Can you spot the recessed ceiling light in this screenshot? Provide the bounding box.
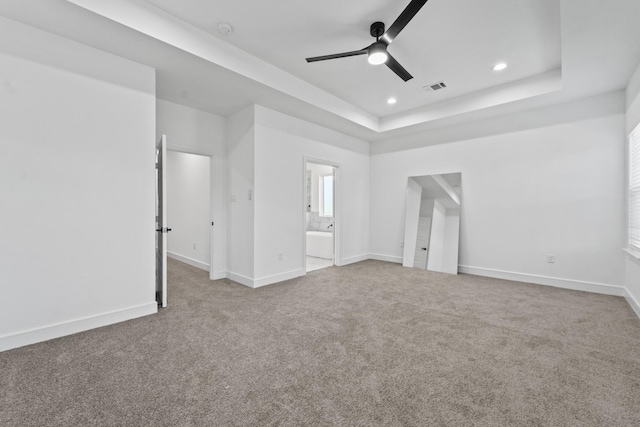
[493,63,507,71]
[387,98,397,104]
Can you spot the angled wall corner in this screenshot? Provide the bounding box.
[226,105,257,281]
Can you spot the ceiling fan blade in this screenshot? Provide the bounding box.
[306,49,368,63]
[382,0,429,45]
[385,54,413,82]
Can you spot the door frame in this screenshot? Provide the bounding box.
[165,149,214,272]
[303,157,341,271]
[156,135,167,307]
[161,141,224,281]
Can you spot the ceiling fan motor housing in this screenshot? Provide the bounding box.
[370,21,386,39]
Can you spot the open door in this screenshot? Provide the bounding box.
[413,217,431,269]
[155,135,169,307]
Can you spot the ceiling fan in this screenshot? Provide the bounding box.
[305,0,428,82]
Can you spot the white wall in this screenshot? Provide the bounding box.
[157,99,226,155]
[402,178,422,267]
[626,61,640,135]
[166,151,211,270]
[419,199,435,217]
[625,61,640,315]
[253,105,370,286]
[0,19,156,351]
[156,99,227,279]
[370,93,627,294]
[226,105,256,283]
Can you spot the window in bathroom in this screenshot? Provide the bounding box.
[319,173,334,217]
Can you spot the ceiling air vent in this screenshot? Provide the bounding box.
[424,81,447,92]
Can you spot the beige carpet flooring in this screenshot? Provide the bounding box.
[1,259,640,426]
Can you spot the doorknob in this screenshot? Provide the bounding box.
[156,227,172,233]
[421,247,427,250]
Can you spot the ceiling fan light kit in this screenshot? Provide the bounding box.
[305,0,429,82]
[368,42,388,65]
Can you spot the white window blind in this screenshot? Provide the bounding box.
[630,125,640,250]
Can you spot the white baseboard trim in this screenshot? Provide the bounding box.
[458,265,626,297]
[226,271,254,288]
[0,302,157,352]
[168,251,210,272]
[210,270,227,280]
[254,269,305,288]
[368,253,403,264]
[624,289,640,319]
[338,254,369,266]
[226,269,306,289]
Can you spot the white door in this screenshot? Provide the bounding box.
[156,135,169,307]
[413,217,431,269]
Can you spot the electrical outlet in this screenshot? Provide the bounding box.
[278,252,283,261]
[193,243,196,250]
[547,254,555,263]
[400,241,404,248]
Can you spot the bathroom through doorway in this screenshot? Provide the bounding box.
[305,160,337,272]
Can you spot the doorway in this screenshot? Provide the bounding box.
[156,145,217,307]
[305,160,337,272]
[165,150,212,273]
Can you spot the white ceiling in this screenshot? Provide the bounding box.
[2,0,640,142]
[145,0,561,118]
